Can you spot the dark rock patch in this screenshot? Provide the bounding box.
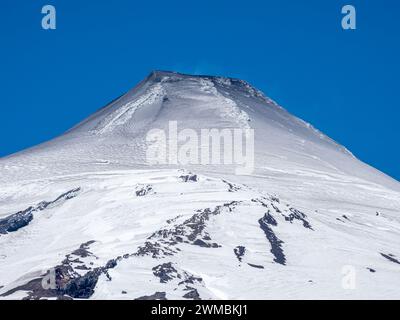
[179,173,198,182]
[36,188,81,211]
[1,241,117,300]
[0,188,80,235]
[183,287,201,300]
[247,263,264,269]
[59,267,104,299]
[234,246,246,262]
[258,215,286,265]
[262,211,278,226]
[1,277,61,300]
[70,240,96,258]
[135,241,175,259]
[178,274,203,286]
[193,239,220,248]
[74,265,90,271]
[271,203,281,214]
[193,239,209,247]
[152,262,203,291]
[167,215,182,224]
[152,263,178,283]
[135,185,153,197]
[0,207,34,234]
[284,208,313,230]
[135,292,167,300]
[222,180,241,192]
[148,202,237,253]
[380,253,400,265]
[270,196,280,203]
[253,197,313,230]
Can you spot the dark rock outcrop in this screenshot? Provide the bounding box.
[136,292,167,300]
[0,188,80,235]
[234,246,246,262]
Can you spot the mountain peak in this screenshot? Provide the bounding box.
[147,69,252,86]
[2,70,398,191]
[143,70,274,104]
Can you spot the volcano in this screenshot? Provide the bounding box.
[0,71,399,299]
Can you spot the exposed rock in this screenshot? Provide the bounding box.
[262,211,278,226]
[148,202,237,254]
[70,240,96,258]
[271,203,281,213]
[380,253,400,265]
[178,274,203,286]
[183,287,201,300]
[179,173,198,182]
[258,214,286,265]
[284,208,313,230]
[0,188,81,235]
[0,207,34,234]
[193,239,220,248]
[247,263,264,269]
[135,241,176,258]
[270,196,280,203]
[135,292,167,300]
[234,246,246,262]
[1,240,117,300]
[222,180,241,192]
[152,263,178,283]
[135,185,154,197]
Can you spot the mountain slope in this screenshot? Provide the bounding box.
[0,71,399,299]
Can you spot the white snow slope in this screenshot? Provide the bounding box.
[0,71,399,300]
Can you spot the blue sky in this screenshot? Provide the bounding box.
[0,0,399,180]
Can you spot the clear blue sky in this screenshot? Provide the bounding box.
[0,0,399,180]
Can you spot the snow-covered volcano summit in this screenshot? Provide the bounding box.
[0,71,399,299]
[2,71,398,188]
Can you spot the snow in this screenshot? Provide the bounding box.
[0,71,399,300]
